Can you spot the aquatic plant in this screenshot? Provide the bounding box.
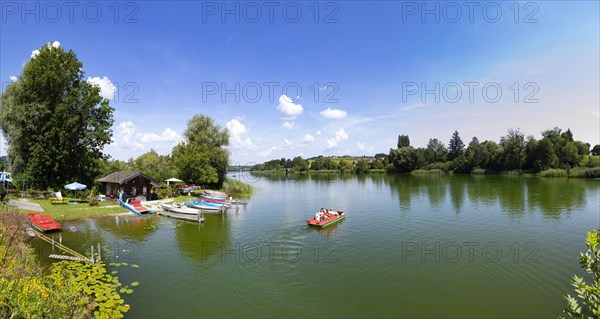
[560,227,600,318]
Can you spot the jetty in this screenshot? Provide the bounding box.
[28,228,99,263]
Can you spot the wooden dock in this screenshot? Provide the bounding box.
[29,228,95,263]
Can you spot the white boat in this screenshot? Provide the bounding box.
[161,203,202,215]
[158,210,205,223]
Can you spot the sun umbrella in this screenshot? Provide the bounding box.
[64,182,87,198]
[165,178,183,186]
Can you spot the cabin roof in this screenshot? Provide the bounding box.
[97,171,158,186]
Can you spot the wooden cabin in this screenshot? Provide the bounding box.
[97,171,158,200]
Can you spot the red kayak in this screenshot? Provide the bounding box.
[307,211,346,228]
[27,213,61,232]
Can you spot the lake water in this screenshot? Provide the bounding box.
[33,173,600,318]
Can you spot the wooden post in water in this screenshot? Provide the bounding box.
[97,243,101,261]
[90,245,95,264]
[51,234,55,250]
[59,233,62,245]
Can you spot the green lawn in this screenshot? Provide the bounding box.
[10,197,128,221]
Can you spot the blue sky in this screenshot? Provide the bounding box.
[1,1,598,165]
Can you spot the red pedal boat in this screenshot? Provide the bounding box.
[27,213,61,232]
[307,210,346,228]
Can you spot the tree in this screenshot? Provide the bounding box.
[498,128,526,170]
[338,159,354,172]
[131,150,175,182]
[172,115,229,188]
[389,147,419,173]
[560,227,600,319]
[592,145,600,156]
[531,138,559,171]
[447,131,465,161]
[397,135,410,148]
[371,158,385,169]
[0,42,114,188]
[291,156,309,172]
[354,158,369,174]
[425,138,447,163]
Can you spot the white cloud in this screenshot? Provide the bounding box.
[116,121,144,151]
[87,76,116,100]
[9,75,17,82]
[282,121,298,129]
[357,142,365,151]
[112,121,182,152]
[594,111,600,119]
[315,130,322,136]
[226,119,248,136]
[401,103,427,111]
[277,95,303,119]
[226,119,256,149]
[326,128,349,149]
[320,107,348,119]
[284,138,292,146]
[138,128,180,143]
[303,134,314,143]
[30,41,61,59]
[259,145,282,157]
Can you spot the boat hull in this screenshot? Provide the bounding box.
[161,203,201,215]
[27,213,61,232]
[120,199,153,216]
[307,213,346,228]
[184,200,223,211]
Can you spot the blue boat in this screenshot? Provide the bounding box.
[119,199,153,216]
[184,199,224,211]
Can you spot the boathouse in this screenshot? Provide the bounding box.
[97,171,158,199]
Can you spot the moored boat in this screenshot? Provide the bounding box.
[184,199,224,212]
[307,210,346,228]
[160,203,201,215]
[119,199,153,216]
[27,213,61,232]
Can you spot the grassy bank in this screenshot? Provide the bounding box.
[8,196,128,221]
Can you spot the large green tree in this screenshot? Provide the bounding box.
[425,138,448,163]
[172,115,229,188]
[498,128,526,170]
[397,134,410,148]
[447,131,465,161]
[0,42,114,188]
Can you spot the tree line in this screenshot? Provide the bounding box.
[251,155,386,174]
[0,43,229,190]
[388,128,599,174]
[252,128,600,176]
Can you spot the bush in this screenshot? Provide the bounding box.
[156,185,175,199]
[471,168,486,175]
[560,227,600,318]
[411,169,443,175]
[426,161,451,172]
[569,166,600,178]
[539,169,568,177]
[88,197,99,206]
[222,178,252,197]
